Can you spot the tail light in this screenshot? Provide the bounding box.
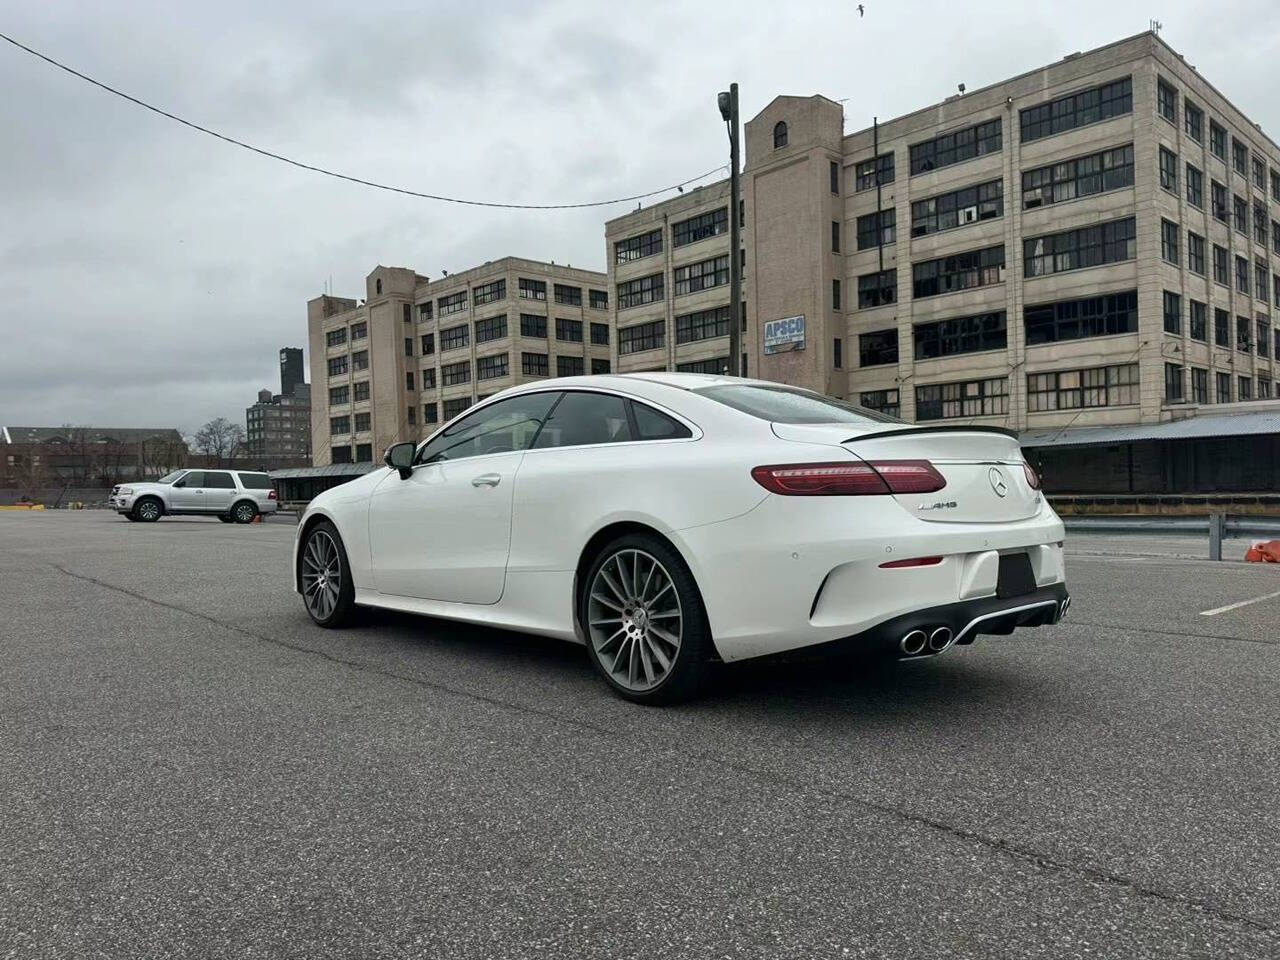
[268,489,278,500]
[880,556,943,569]
[1022,461,1041,490]
[751,460,945,496]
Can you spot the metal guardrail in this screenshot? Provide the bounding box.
[1064,514,1280,560]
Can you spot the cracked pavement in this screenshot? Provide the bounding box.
[2,511,1278,958]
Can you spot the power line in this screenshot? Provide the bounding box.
[0,30,727,210]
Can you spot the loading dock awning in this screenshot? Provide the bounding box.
[1020,408,1280,449]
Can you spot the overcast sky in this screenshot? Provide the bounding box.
[2,0,1277,434]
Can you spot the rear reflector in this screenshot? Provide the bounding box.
[1022,461,1041,490]
[879,556,944,568]
[751,460,945,496]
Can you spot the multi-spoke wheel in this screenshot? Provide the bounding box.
[232,501,257,524]
[132,497,162,522]
[299,521,357,627]
[582,534,711,704]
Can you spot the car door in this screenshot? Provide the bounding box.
[367,391,560,604]
[202,471,237,514]
[169,471,205,511]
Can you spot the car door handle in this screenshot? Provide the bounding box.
[471,473,501,488]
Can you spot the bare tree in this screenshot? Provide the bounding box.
[59,424,96,485]
[138,436,186,479]
[193,418,245,467]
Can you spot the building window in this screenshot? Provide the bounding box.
[405,337,414,357]
[831,220,840,252]
[518,278,547,301]
[404,304,413,324]
[1273,170,1280,203]
[329,385,349,405]
[1189,300,1207,341]
[331,446,352,464]
[1190,368,1208,404]
[1239,376,1253,401]
[416,302,432,322]
[590,322,610,345]
[557,355,584,377]
[614,229,663,264]
[1260,377,1273,399]
[1236,256,1250,294]
[442,397,472,421]
[476,353,509,380]
[327,356,348,377]
[375,279,383,295]
[1212,180,1229,222]
[915,378,1009,421]
[617,273,664,309]
[1213,245,1229,285]
[553,284,582,306]
[1188,232,1205,275]
[830,160,839,194]
[1237,315,1252,353]
[555,318,583,342]
[350,321,367,340]
[1273,221,1280,255]
[909,118,1001,175]
[860,389,900,417]
[474,315,508,343]
[353,381,370,402]
[1276,274,1280,306]
[1258,260,1271,303]
[854,152,894,191]
[438,290,467,316]
[521,352,548,376]
[473,279,506,306]
[592,358,611,375]
[1023,218,1135,278]
[1164,363,1183,402]
[676,357,729,374]
[1210,122,1226,160]
[833,337,843,369]
[422,368,436,389]
[589,289,608,309]
[1163,291,1181,334]
[354,412,371,433]
[1020,76,1133,142]
[1185,163,1202,207]
[832,278,841,311]
[406,371,415,391]
[858,329,898,367]
[1253,156,1267,189]
[326,328,348,348]
[1028,363,1139,412]
[1233,138,1248,176]
[675,305,731,344]
[773,121,788,149]
[330,415,350,435]
[1185,102,1203,142]
[1215,309,1230,347]
[1156,79,1177,123]
[674,255,730,295]
[913,245,1005,297]
[441,324,469,351]
[519,314,547,338]
[910,179,1002,237]
[858,269,897,309]
[914,311,1007,359]
[1158,147,1178,193]
[1161,219,1179,265]
[442,360,470,385]
[1022,144,1133,209]
[1216,371,1231,402]
[420,332,434,355]
[619,319,665,354]
[1256,202,1269,245]
[672,208,728,247]
[1024,290,1137,345]
[856,209,896,249]
[1259,318,1271,357]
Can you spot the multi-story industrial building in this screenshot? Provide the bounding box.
[245,346,312,459]
[606,31,1280,433]
[308,259,611,465]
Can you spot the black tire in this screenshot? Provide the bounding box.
[123,514,137,522]
[132,497,163,523]
[217,515,234,523]
[580,533,712,705]
[298,520,358,627]
[231,500,258,524]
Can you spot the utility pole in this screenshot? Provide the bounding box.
[718,83,741,376]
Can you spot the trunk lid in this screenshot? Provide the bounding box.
[770,422,1041,523]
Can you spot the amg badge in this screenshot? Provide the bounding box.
[918,500,958,511]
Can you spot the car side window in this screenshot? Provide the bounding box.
[237,473,273,489]
[178,471,203,487]
[417,392,559,464]
[630,401,692,440]
[532,391,632,449]
[204,471,236,489]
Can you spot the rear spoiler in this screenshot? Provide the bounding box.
[842,425,1019,444]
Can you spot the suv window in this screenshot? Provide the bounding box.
[177,471,204,487]
[694,384,903,425]
[631,402,692,440]
[203,471,236,489]
[532,391,632,448]
[417,392,559,464]
[237,473,273,489]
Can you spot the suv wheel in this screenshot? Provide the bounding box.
[217,515,234,524]
[231,501,257,524]
[132,497,163,522]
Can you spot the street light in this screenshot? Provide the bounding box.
[718,83,741,377]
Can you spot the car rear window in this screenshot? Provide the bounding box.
[238,473,273,489]
[694,384,902,425]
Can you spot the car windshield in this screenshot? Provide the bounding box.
[693,384,903,425]
[156,471,185,483]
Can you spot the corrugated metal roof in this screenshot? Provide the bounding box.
[269,463,381,479]
[1020,408,1280,448]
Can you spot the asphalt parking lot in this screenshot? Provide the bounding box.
[2,511,1278,959]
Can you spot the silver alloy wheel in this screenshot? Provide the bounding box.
[138,500,160,521]
[235,502,255,523]
[587,548,683,692]
[302,530,343,621]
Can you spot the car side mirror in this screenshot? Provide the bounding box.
[385,442,416,479]
[173,479,185,488]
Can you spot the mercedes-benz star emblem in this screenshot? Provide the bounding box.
[988,466,1009,498]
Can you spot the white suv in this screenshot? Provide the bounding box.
[110,469,279,523]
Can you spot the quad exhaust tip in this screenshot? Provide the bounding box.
[900,629,928,656]
[927,626,953,652]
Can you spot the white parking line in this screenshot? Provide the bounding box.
[1199,589,1280,617]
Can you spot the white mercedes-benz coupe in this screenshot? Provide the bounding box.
[294,373,1069,703]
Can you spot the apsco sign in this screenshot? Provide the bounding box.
[763,315,805,354]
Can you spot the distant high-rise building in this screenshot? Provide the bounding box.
[280,347,305,399]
